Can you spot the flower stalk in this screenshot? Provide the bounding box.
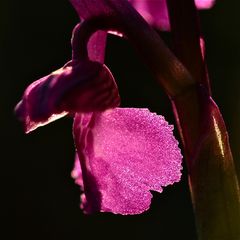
[167,0,240,239]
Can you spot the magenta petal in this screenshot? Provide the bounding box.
[15,61,120,133]
[70,1,108,63]
[71,154,83,188]
[73,108,182,215]
[70,0,115,20]
[71,153,90,211]
[195,0,216,9]
[129,0,170,31]
[87,31,107,63]
[129,0,215,30]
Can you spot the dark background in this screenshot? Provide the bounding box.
[1,1,239,239]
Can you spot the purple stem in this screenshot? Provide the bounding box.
[167,0,211,95]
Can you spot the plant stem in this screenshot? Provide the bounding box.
[167,0,240,239]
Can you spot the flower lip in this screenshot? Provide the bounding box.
[73,108,182,215]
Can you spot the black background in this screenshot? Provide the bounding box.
[1,1,240,239]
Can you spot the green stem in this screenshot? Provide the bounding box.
[167,0,240,239]
[172,85,240,239]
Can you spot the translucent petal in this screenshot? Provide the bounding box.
[129,0,170,31]
[195,0,216,9]
[73,108,182,214]
[15,61,120,133]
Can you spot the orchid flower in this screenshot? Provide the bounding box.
[15,2,182,215]
[15,0,240,238]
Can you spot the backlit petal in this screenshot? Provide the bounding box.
[129,0,170,31]
[73,108,182,214]
[15,61,120,133]
[195,0,215,9]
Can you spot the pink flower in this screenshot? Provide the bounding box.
[129,0,216,30]
[15,0,183,215]
[72,108,182,214]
